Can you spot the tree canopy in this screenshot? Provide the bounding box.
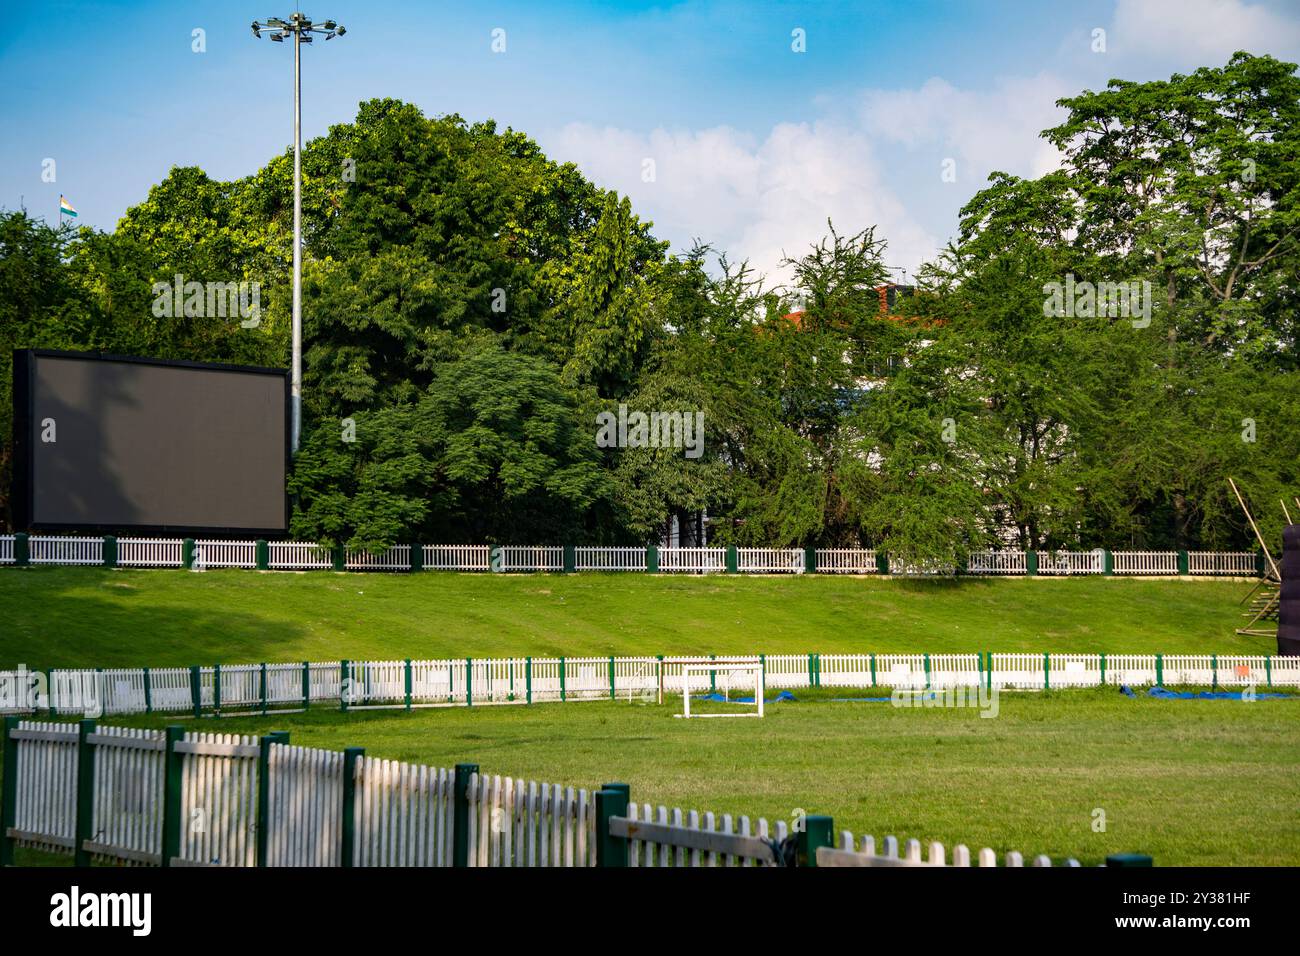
[2,54,1297,555]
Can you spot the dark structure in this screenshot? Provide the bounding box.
[12,349,289,536]
[1280,524,1300,656]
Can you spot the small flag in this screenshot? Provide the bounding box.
[59,195,77,218]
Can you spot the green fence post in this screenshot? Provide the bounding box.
[986,652,993,694]
[143,667,153,715]
[560,657,566,702]
[302,662,311,710]
[256,539,269,570]
[1026,550,1038,576]
[13,532,28,567]
[1266,656,1272,687]
[341,746,364,867]
[563,545,576,573]
[490,546,503,573]
[804,546,817,574]
[1155,653,1163,687]
[1105,853,1153,867]
[924,653,932,690]
[596,786,630,868]
[189,665,202,718]
[1,716,19,866]
[256,731,290,867]
[526,657,532,705]
[870,653,877,687]
[710,655,716,693]
[332,546,346,572]
[1043,653,1050,691]
[453,762,478,867]
[259,663,268,716]
[609,656,616,700]
[1177,550,1189,576]
[876,551,890,575]
[646,545,659,574]
[409,543,423,572]
[159,725,184,868]
[103,535,117,569]
[466,658,473,707]
[213,664,222,715]
[182,538,195,570]
[726,546,738,573]
[1099,652,1106,685]
[1103,549,1113,576]
[759,653,766,695]
[340,660,350,712]
[797,814,834,867]
[404,659,413,711]
[808,653,815,688]
[74,718,97,866]
[1211,653,1218,690]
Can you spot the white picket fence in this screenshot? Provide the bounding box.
[30,535,103,565]
[423,544,490,571]
[967,551,1028,574]
[574,546,647,572]
[194,540,258,569]
[659,547,727,573]
[496,546,564,573]
[737,548,804,573]
[346,545,410,571]
[268,541,331,570]
[7,650,1296,720]
[117,538,184,568]
[0,534,1262,577]
[818,831,1076,867]
[815,548,878,573]
[1112,551,1180,574]
[1189,551,1257,575]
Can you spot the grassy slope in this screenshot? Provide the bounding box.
[25,688,1293,867]
[0,567,1268,668]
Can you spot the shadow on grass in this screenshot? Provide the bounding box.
[0,567,310,668]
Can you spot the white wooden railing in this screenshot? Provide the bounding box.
[1188,551,1256,575]
[815,548,877,573]
[737,548,804,573]
[117,537,184,568]
[30,535,103,565]
[346,545,410,571]
[10,652,1297,719]
[422,544,490,571]
[574,546,647,572]
[658,547,727,573]
[818,831,1077,867]
[0,535,1264,577]
[1111,551,1179,574]
[194,539,257,569]
[268,541,331,570]
[967,551,1028,574]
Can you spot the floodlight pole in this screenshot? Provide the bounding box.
[252,13,346,454]
[291,25,302,453]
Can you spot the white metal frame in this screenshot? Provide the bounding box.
[668,658,765,719]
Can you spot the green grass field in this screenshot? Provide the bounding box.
[10,688,1299,867]
[0,566,1272,667]
[3,567,1295,867]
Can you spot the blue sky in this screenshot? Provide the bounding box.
[3,0,1299,281]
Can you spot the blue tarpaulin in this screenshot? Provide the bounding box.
[692,691,797,704]
[1123,684,1294,700]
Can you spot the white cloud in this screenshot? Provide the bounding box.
[1110,0,1300,62]
[544,120,939,285]
[858,73,1068,181]
[541,0,1300,283]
